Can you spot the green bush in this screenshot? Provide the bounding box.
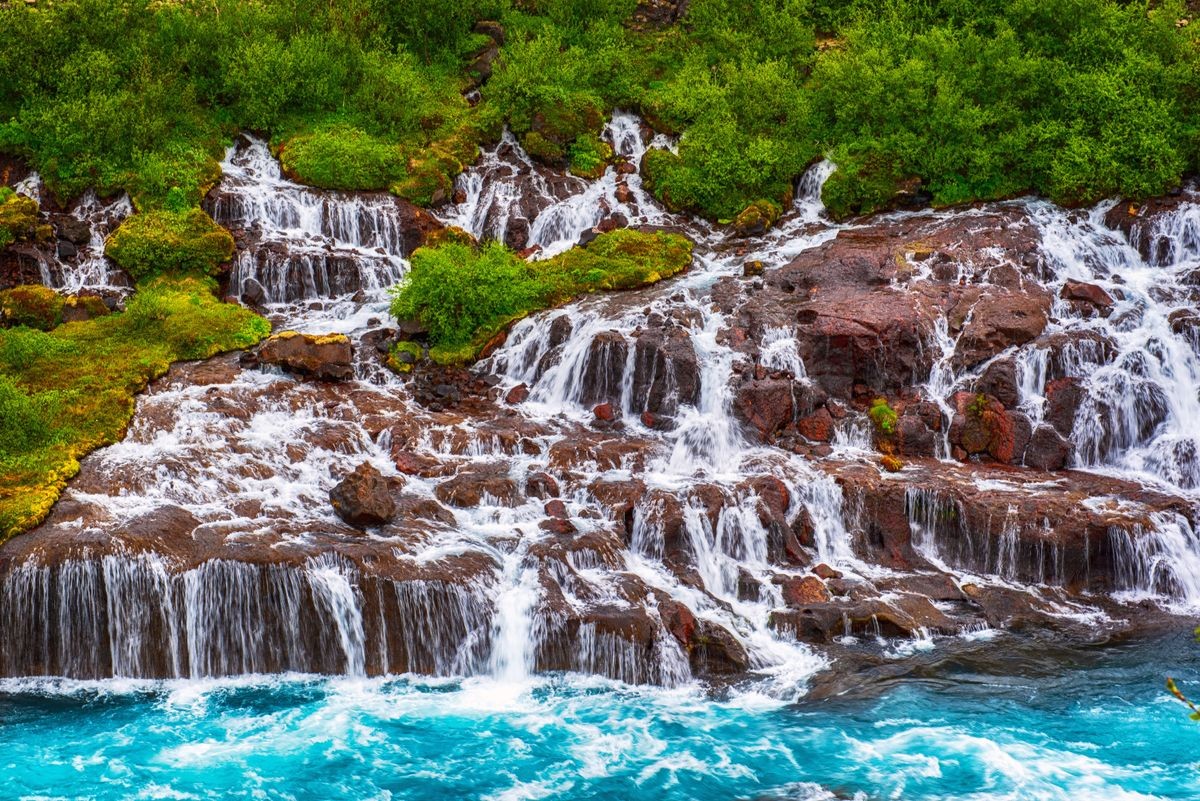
[278,125,408,191]
[105,209,235,281]
[389,229,692,363]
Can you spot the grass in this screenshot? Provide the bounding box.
[389,228,693,365]
[0,277,270,540]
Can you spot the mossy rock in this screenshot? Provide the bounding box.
[732,199,782,237]
[62,294,110,323]
[569,133,615,180]
[0,285,64,330]
[391,158,454,207]
[0,190,41,249]
[105,208,234,281]
[425,226,479,249]
[520,131,567,166]
[386,339,425,373]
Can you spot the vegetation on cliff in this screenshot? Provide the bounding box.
[0,277,270,540]
[389,228,692,364]
[2,0,1197,225]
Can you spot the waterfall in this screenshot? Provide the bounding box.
[5,114,1200,693]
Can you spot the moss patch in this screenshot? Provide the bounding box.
[389,228,693,365]
[568,133,614,179]
[0,189,43,249]
[386,339,424,373]
[105,209,235,281]
[0,277,270,540]
[0,285,64,330]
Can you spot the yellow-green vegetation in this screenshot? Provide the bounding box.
[389,229,693,364]
[0,285,65,331]
[0,277,270,540]
[0,187,46,249]
[104,209,235,282]
[568,133,615,179]
[868,397,898,436]
[386,340,425,373]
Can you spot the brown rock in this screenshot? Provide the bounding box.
[797,407,835,442]
[505,383,530,404]
[1061,279,1114,311]
[259,331,354,381]
[329,462,397,526]
[780,575,831,606]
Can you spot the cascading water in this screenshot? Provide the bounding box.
[2,115,1200,716]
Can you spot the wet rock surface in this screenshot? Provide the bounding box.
[3,126,1200,690]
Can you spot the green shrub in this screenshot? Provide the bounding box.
[868,397,897,436]
[389,229,692,362]
[105,209,234,281]
[278,126,408,191]
[569,133,614,178]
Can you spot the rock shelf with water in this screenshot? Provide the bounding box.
[1,115,1199,698]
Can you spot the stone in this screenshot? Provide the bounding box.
[593,402,616,422]
[329,462,397,526]
[780,575,831,606]
[953,289,1050,369]
[797,407,835,442]
[1061,279,1114,311]
[259,331,354,381]
[1025,424,1072,471]
[975,357,1019,408]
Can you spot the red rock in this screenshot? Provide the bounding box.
[525,471,560,499]
[796,407,834,442]
[593,402,616,422]
[780,575,832,606]
[258,331,354,382]
[813,563,842,580]
[1061,280,1114,310]
[505,383,530,404]
[544,499,568,519]
[949,391,1017,463]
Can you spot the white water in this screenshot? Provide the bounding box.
[4,118,1200,691]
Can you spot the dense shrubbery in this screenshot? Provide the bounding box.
[0,277,269,539]
[810,0,1199,216]
[2,0,1198,221]
[390,229,692,363]
[105,209,235,281]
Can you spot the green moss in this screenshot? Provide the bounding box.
[520,131,567,165]
[386,339,424,373]
[732,199,782,235]
[425,226,479,249]
[389,229,693,363]
[0,276,269,540]
[0,190,40,249]
[868,397,897,436]
[0,285,64,331]
[105,209,235,282]
[278,125,408,191]
[568,133,614,179]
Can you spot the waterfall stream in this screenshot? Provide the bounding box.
[2,115,1200,695]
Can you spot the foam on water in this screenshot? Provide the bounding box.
[1,636,1196,801]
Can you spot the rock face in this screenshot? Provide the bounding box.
[3,128,1198,692]
[329,462,397,526]
[258,331,354,381]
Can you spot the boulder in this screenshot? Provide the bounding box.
[259,331,354,381]
[949,392,1017,463]
[329,462,397,526]
[1024,424,1072,471]
[974,357,1020,408]
[435,464,521,508]
[953,289,1050,369]
[1061,279,1114,313]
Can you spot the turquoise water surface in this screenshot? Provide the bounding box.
[3,633,1199,801]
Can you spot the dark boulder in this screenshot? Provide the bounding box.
[329,462,397,526]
